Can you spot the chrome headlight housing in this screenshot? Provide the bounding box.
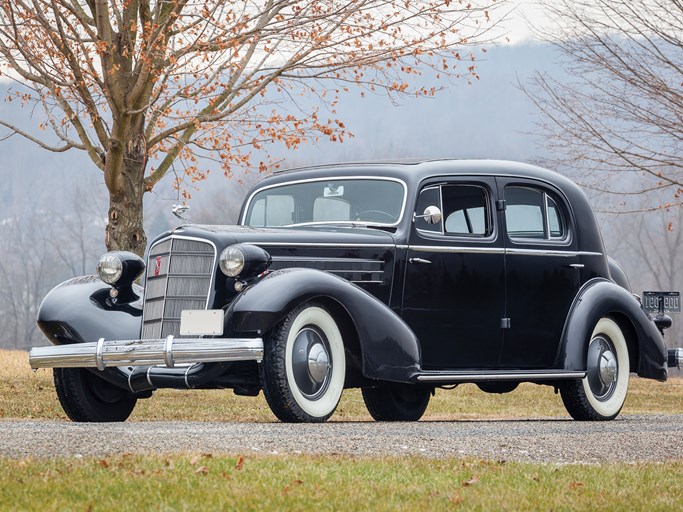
[96,251,145,287]
[219,244,271,279]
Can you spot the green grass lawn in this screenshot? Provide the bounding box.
[1,454,682,511]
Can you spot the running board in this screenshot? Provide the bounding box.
[415,370,586,383]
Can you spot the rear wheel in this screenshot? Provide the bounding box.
[560,317,630,421]
[261,302,346,423]
[362,384,431,421]
[54,368,137,422]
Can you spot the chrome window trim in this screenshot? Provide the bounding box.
[406,245,506,255]
[247,242,394,248]
[240,176,408,228]
[401,245,602,258]
[415,182,497,243]
[506,249,602,258]
[415,185,443,236]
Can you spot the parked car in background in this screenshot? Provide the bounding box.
[30,160,682,423]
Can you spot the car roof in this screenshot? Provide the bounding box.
[242,158,604,252]
[256,159,581,193]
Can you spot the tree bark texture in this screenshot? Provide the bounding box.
[104,122,148,257]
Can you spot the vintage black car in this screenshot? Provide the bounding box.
[30,160,682,423]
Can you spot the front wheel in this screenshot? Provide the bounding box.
[560,317,630,421]
[260,302,346,423]
[54,368,137,422]
[362,384,431,421]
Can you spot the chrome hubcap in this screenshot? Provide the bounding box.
[291,327,332,400]
[599,350,617,384]
[307,342,330,382]
[587,335,618,401]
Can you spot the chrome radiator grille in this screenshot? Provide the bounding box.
[141,237,215,339]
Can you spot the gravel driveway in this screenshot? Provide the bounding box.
[2,414,682,463]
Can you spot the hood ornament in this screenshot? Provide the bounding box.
[172,204,190,222]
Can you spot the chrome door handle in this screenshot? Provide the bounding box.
[409,258,431,264]
[569,263,585,269]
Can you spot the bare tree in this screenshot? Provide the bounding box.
[0,0,503,256]
[523,0,683,209]
[598,207,683,354]
[0,212,63,348]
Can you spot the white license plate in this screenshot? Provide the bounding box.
[642,291,681,313]
[179,310,224,336]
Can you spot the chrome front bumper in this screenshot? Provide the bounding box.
[29,336,264,370]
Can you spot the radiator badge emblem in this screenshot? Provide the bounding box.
[155,256,162,277]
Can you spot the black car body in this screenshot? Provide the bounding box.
[30,160,682,422]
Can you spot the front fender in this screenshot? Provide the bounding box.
[37,276,143,345]
[223,268,421,382]
[558,278,667,381]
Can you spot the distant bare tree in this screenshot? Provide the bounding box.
[524,0,683,209]
[0,186,105,349]
[0,212,59,348]
[599,207,683,352]
[191,175,259,225]
[46,181,107,276]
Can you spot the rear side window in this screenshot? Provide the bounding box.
[505,186,567,241]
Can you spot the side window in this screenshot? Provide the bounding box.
[505,186,567,241]
[415,186,442,234]
[415,183,491,237]
[442,185,490,236]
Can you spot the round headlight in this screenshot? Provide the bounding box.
[220,246,245,277]
[219,244,271,279]
[97,253,123,284]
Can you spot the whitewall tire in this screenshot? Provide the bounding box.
[561,317,630,421]
[261,302,346,422]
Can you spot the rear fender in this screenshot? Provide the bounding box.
[37,276,143,345]
[223,268,421,382]
[558,278,667,381]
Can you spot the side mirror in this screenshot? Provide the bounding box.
[414,205,442,224]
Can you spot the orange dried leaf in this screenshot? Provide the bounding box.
[462,476,479,487]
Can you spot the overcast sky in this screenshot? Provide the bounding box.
[499,1,551,44]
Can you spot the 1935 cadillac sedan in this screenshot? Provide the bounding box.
[29,160,682,423]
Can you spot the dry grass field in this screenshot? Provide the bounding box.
[2,349,681,421]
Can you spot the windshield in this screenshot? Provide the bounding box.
[242,178,406,227]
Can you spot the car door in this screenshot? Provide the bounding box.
[401,177,505,370]
[497,178,581,369]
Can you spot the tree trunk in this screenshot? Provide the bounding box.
[104,123,148,257]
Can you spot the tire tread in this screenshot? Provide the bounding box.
[260,302,336,423]
[362,385,430,421]
[54,368,137,422]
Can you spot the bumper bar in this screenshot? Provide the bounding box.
[29,336,264,370]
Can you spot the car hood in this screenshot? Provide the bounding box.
[153,224,397,249]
